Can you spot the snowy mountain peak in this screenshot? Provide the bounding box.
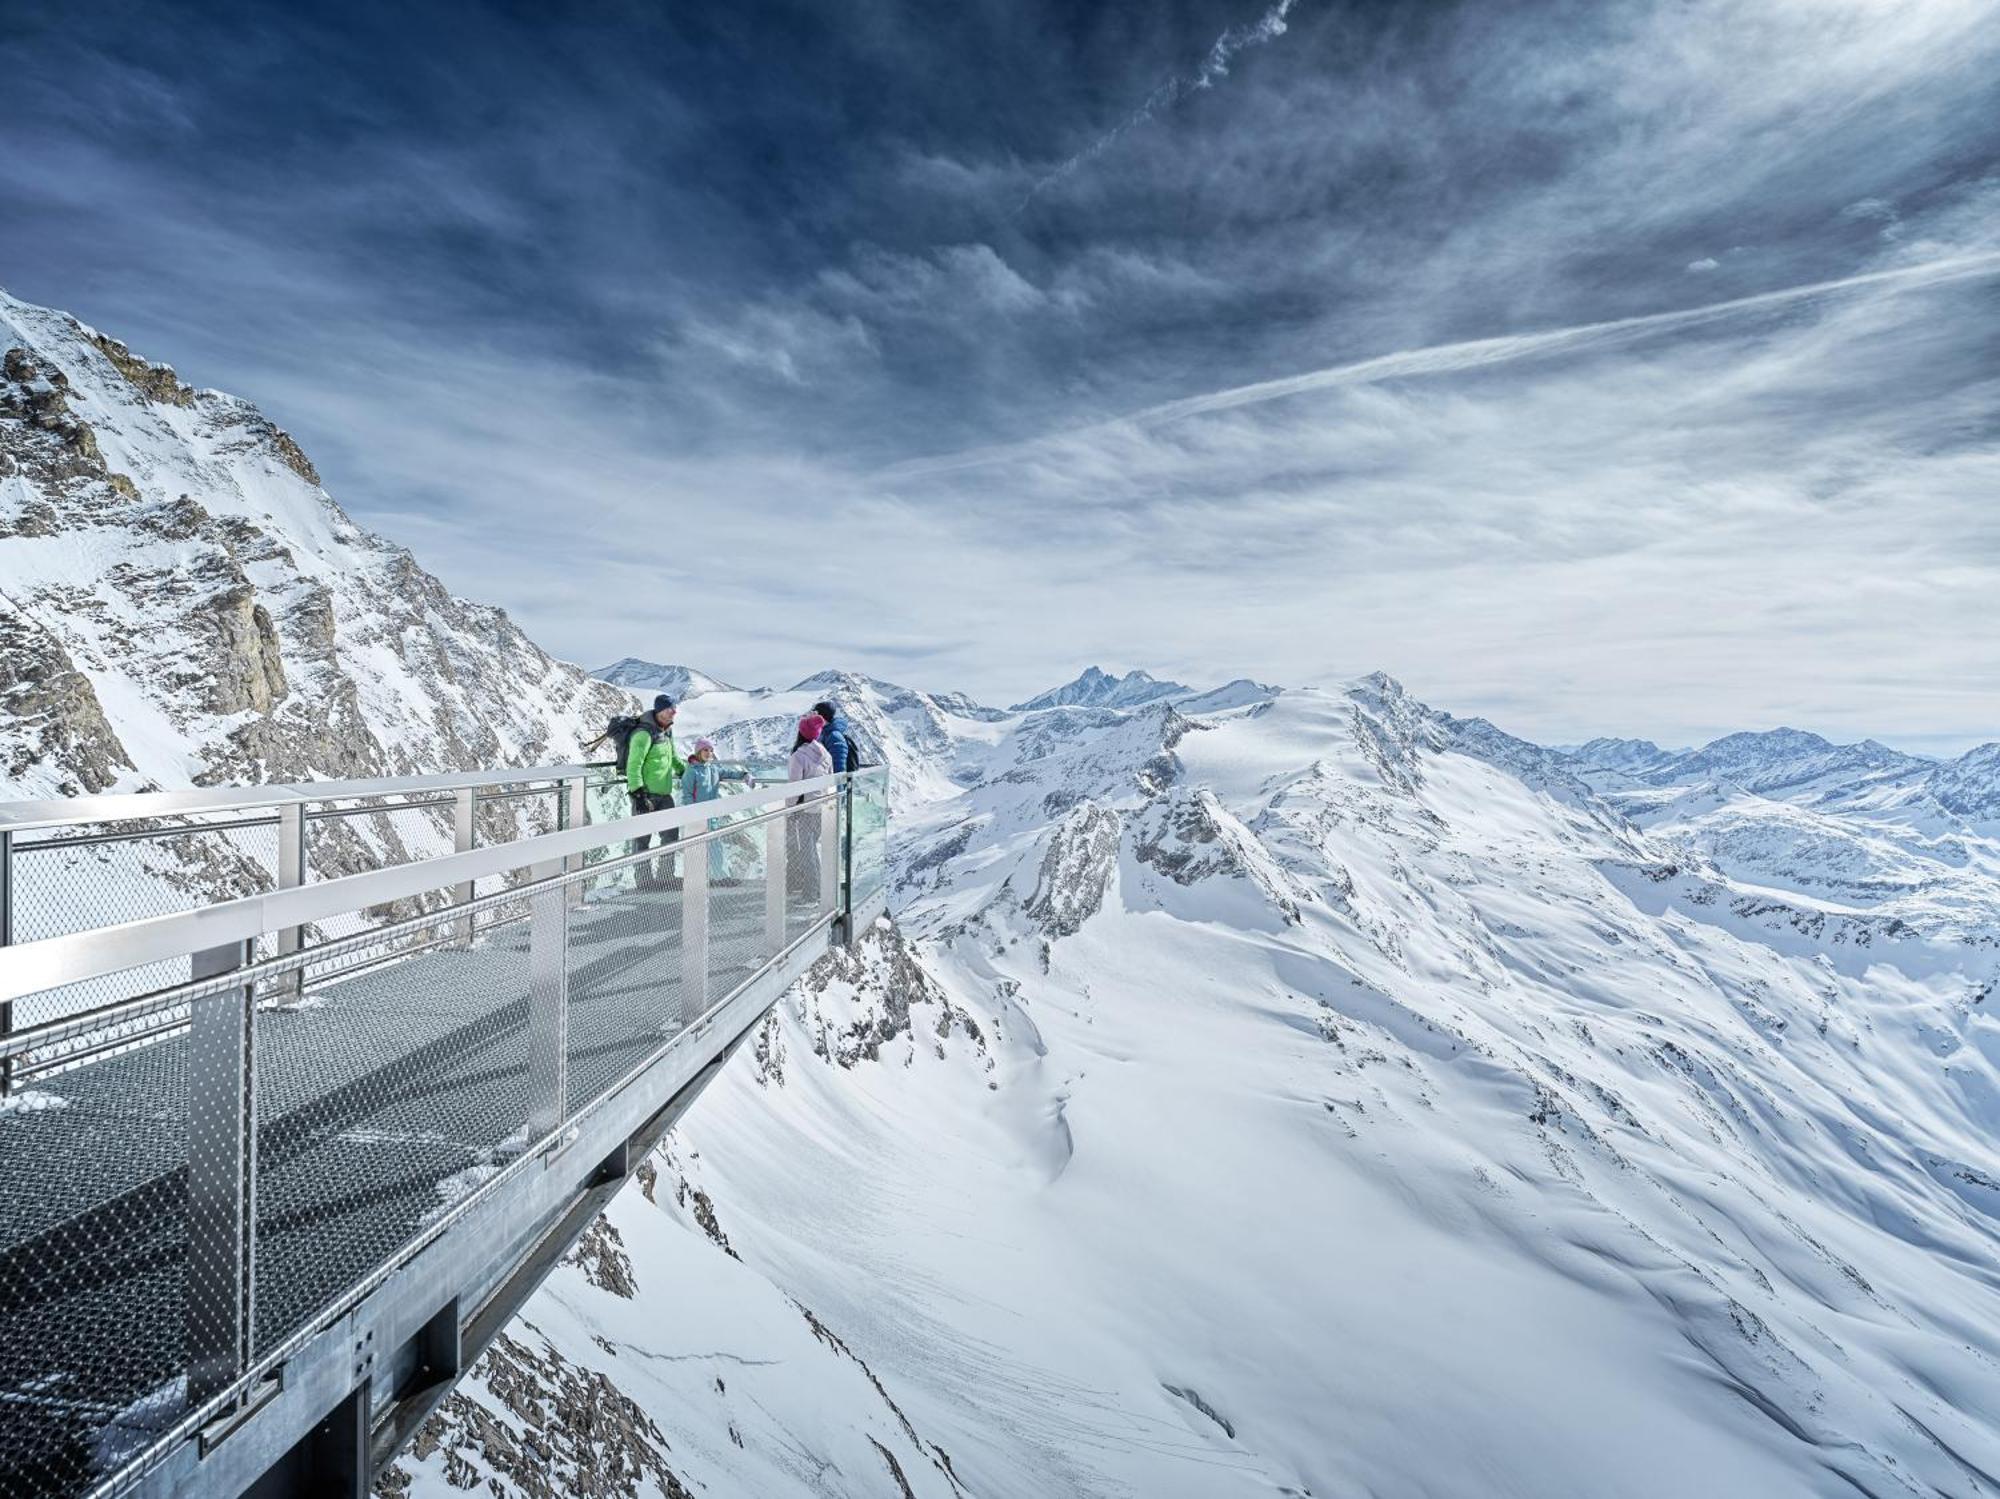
[1693,726,1836,760]
[1570,736,1679,774]
[1011,665,1191,711]
[593,659,740,701]
[0,286,621,806]
[1928,740,2000,820]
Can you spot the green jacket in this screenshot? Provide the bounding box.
[625,722,687,796]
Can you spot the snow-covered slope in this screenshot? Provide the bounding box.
[394,674,2000,1499]
[593,659,744,700]
[0,288,622,809]
[1010,665,1191,712]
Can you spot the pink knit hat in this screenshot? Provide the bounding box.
[693,737,715,754]
[797,714,824,741]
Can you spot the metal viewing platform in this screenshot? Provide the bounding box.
[0,763,889,1498]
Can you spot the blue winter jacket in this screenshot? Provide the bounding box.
[821,713,856,773]
[681,759,750,803]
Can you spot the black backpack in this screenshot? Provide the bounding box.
[590,713,649,768]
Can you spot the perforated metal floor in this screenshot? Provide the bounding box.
[0,883,777,1498]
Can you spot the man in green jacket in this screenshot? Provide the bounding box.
[626,694,687,889]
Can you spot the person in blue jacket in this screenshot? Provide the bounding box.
[811,700,858,773]
[680,738,753,881]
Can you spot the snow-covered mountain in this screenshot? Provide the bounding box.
[1567,725,1986,811]
[11,289,2000,1498]
[1643,727,1929,798]
[593,658,743,701]
[1558,725,2000,953]
[0,288,623,814]
[1569,735,1684,777]
[1931,742,2000,821]
[390,673,2000,1499]
[1010,665,1191,711]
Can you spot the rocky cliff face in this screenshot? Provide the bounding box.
[0,289,626,810]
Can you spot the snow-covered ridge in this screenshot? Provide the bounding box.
[1568,722,1991,810]
[592,658,744,700]
[0,286,624,808]
[1009,664,1191,711]
[1559,722,2000,943]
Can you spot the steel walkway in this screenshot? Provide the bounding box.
[0,766,890,1499]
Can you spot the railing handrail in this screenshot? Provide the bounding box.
[0,769,874,1005]
[0,761,620,836]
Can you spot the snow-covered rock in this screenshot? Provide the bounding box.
[0,288,623,812]
[1175,677,1279,714]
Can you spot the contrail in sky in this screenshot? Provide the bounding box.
[879,250,2000,482]
[1019,0,1303,211]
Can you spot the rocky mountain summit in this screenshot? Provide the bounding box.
[0,288,623,808]
[1008,664,1191,711]
[592,659,742,701]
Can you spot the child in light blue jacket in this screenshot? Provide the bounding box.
[681,739,753,880]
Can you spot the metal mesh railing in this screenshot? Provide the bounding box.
[0,768,880,1499]
[0,772,619,1038]
[5,821,281,1028]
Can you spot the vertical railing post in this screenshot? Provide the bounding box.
[680,842,708,1032]
[561,776,590,910]
[273,803,306,1001]
[764,812,787,956]
[839,778,861,949]
[187,937,257,1407]
[526,860,568,1140]
[452,788,477,945]
[819,789,839,926]
[1,828,12,1096]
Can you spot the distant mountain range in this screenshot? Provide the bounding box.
[1567,724,1992,812]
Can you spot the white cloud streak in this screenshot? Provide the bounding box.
[881,250,2000,482]
[1019,0,1302,209]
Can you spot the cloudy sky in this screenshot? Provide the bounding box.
[3,0,1997,749]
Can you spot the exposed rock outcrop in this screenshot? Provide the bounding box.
[0,597,132,794]
[377,1330,693,1499]
[1025,799,1121,937]
[0,287,629,893]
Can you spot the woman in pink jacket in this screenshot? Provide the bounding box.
[786,714,833,904]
